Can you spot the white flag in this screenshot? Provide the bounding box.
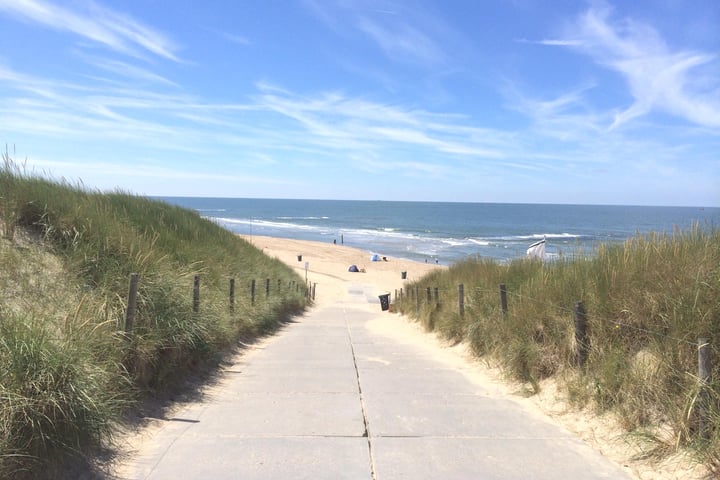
[526,237,546,259]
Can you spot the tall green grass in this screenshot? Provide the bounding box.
[399,226,720,467]
[0,155,308,478]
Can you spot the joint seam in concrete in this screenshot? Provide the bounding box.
[345,307,377,480]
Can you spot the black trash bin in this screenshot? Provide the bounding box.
[401,271,407,279]
[297,255,302,261]
[378,293,390,311]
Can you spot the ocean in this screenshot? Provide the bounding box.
[159,197,719,265]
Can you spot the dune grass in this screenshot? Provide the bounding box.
[0,154,308,478]
[399,225,720,469]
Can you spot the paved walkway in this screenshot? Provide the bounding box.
[118,284,631,479]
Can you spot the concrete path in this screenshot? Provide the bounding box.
[118,284,632,479]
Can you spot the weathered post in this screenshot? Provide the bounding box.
[434,287,439,307]
[124,273,139,337]
[458,284,464,317]
[193,275,200,313]
[415,286,420,313]
[265,278,270,298]
[251,279,256,305]
[426,287,432,304]
[698,338,711,439]
[499,283,508,316]
[312,282,316,301]
[229,278,235,313]
[574,301,589,367]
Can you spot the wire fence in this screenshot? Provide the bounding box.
[123,273,315,338]
[394,283,702,347]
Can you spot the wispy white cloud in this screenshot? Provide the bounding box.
[254,85,509,161]
[0,0,179,61]
[499,72,717,184]
[356,16,447,66]
[26,157,291,185]
[515,38,584,47]
[1,56,521,181]
[301,0,451,68]
[503,80,607,140]
[220,32,251,46]
[5,50,685,186]
[550,3,720,130]
[202,25,252,47]
[87,58,179,86]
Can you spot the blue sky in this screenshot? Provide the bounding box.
[0,0,718,206]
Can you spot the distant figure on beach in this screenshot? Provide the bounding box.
[333,239,336,245]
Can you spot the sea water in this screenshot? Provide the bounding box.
[159,197,719,265]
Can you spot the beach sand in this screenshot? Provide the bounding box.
[243,235,710,480]
[242,235,445,308]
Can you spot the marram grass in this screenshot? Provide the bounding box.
[0,156,308,478]
[400,225,720,469]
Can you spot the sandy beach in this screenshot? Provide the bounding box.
[242,235,445,308]
[241,235,709,480]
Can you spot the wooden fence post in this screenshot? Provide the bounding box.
[312,282,316,301]
[426,287,432,304]
[193,275,200,313]
[251,279,256,305]
[698,337,711,439]
[499,283,508,316]
[574,301,589,367]
[434,287,439,307]
[265,278,270,298]
[415,286,420,313]
[458,284,464,317]
[229,278,235,313]
[124,273,139,337]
